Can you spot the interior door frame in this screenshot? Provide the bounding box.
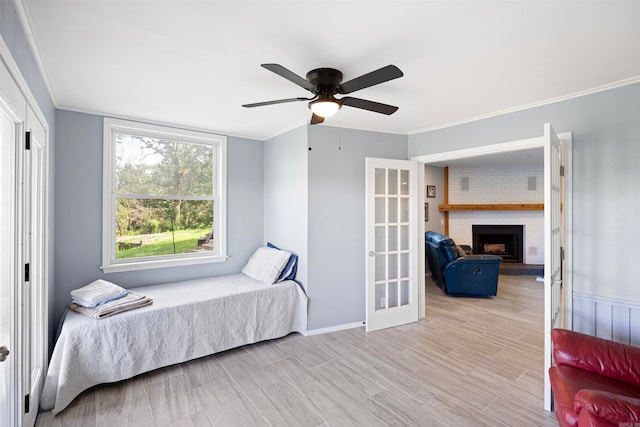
[412,127,573,411]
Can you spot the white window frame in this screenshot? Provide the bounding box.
[101,117,227,273]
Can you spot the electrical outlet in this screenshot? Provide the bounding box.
[380,297,386,307]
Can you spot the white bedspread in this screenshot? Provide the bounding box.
[41,274,308,414]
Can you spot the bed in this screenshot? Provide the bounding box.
[40,272,308,414]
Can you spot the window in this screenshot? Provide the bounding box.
[102,118,227,272]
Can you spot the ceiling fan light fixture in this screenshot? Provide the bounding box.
[309,98,341,118]
[244,64,403,124]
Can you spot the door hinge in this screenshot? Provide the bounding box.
[561,247,565,261]
[560,165,565,177]
[24,394,30,413]
[25,263,30,282]
[25,131,31,150]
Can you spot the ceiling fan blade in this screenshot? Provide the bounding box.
[242,97,310,108]
[338,65,403,94]
[310,113,324,125]
[261,64,316,92]
[341,96,399,115]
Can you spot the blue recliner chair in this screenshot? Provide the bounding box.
[425,231,503,297]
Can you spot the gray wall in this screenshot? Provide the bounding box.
[409,82,640,303]
[263,125,408,330]
[1,0,57,348]
[54,110,264,324]
[307,126,407,330]
[263,126,309,292]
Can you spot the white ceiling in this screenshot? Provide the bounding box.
[18,1,640,142]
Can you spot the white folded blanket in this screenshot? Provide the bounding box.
[67,291,153,319]
[70,279,127,308]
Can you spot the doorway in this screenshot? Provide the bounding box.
[412,126,572,411]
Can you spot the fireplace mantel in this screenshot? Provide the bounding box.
[438,203,543,212]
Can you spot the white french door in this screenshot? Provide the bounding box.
[543,122,563,411]
[365,158,419,332]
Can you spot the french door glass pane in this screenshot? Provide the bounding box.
[401,253,409,278]
[375,255,386,281]
[388,197,398,223]
[388,254,398,280]
[388,169,398,195]
[375,197,385,223]
[375,226,385,253]
[375,168,385,195]
[388,226,398,251]
[388,282,398,308]
[400,198,409,222]
[375,283,386,311]
[400,170,409,195]
[400,225,410,250]
[401,280,410,306]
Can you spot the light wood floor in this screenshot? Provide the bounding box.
[36,275,559,426]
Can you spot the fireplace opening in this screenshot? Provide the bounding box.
[472,225,523,263]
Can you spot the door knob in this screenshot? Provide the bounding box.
[369,251,375,257]
[0,346,9,362]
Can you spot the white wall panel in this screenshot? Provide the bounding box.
[573,292,640,345]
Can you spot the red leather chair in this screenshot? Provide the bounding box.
[549,328,640,427]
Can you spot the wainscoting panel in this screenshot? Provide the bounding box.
[573,292,640,346]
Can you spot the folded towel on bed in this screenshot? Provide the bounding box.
[67,291,152,319]
[70,279,128,308]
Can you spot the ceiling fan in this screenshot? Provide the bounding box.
[242,64,403,124]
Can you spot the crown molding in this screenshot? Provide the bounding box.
[12,0,58,106]
[408,76,640,135]
[0,31,49,131]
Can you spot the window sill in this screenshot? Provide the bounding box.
[101,254,228,273]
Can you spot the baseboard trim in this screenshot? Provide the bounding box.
[302,321,365,336]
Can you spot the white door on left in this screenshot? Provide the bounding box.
[1,49,49,427]
[0,97,18,425]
